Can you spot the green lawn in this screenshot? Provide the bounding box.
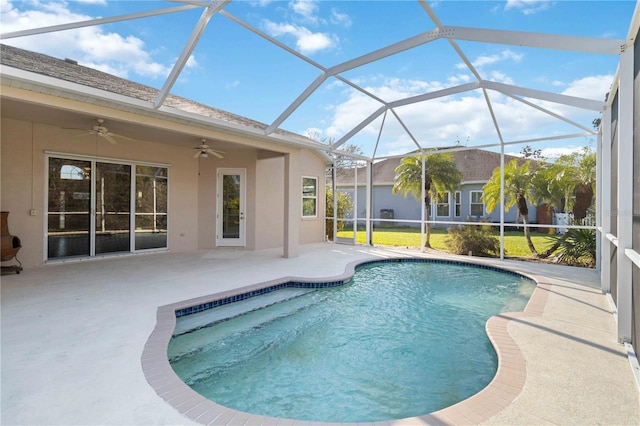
[336,226,558,259]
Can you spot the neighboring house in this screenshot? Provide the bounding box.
[0,44,329,268]
[335,149,538,227]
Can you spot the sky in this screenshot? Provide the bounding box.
[1,0,636,159]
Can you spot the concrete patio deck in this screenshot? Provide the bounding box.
[1,243,639,425]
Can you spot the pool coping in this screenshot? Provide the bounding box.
[141,256,548,425]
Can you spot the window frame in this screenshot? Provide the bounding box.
[470,190,485,217]
[435,191,451,218]
[454,191,461,218]
[302,176,318,218]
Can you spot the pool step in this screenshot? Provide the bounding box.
[172,287,313,336]
[168,289,329,383]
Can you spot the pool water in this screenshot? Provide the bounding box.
[168,261,534,423]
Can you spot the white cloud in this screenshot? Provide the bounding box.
[185,55,198,69]
[330,8,352,27]
[290,0,319,20]
[471,50,523,68]
[505,0,553,15]
[224,80,240,90]
[561,74,613,101]
[488,70,514,84]
[0,0,172,79]
[263,20,335,54]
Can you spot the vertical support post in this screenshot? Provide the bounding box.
[283,152,300,258]
[353,162,358,245]
[420,151,426,253]
[616,44,634,343]
[600,108,612,294]
[366,160,373,246]
[332,163,337,243]
[499,144,505,260]
[595,130,602,272]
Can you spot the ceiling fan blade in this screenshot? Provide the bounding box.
[194,151,202,158]
[206,149,224,159]
[102,134,118,144]
[112,132,136,142]
[70,131,93,138]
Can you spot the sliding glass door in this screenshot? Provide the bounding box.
[47,158,92,259]
[47,156,167,261]
[135,166,168,250]
[95,162,131,255]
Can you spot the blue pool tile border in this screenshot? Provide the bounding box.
[174,257,535,318]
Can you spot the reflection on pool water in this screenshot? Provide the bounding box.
[168,260,534,423]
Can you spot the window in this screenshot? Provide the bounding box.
[454,191,461,217]
[436,191,450,217]
[470,191,485,217]
[302,176,317,217]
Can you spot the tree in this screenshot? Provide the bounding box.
[561,146,596,222]
[306,130,363,168]
[520,145,543,159]
[483,159,540,255]
[325,188,353,241]
[533,146,596,222]
[392,152,462,248]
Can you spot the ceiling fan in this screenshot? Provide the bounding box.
[193,139,225,159]
[69,118,133,144]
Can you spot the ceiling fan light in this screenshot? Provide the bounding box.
[199,152,208,158]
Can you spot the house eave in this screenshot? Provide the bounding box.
[0,64,328,154]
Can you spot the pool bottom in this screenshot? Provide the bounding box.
[142,255,548,425]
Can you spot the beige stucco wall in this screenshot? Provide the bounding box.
[255,156,285,250]
[298,149,327,244]
[1,112,328,268]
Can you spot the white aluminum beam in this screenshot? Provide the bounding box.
[485,80,606,111]
[371,110,388,159]
[504,132,594,146]
[595,128,602,272]
[329,28,444,75]
[616,45,634,344]
[504,92,596,133]
[443,26,624,55]
[600,107,612,294]
[366,161,373,246]
[0,5,198,39]
[154,0,229,108]
[267,73,328,134]
[389,109,422,152]
[331,106,386,150]
[219,11,326,71]
[482,88,505,145]
[388,82,480,108]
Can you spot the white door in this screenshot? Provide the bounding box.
[216,168,246,247]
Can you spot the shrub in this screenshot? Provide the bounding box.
[553,228,596,267]
[325,188,353,240]
[445,225,500,257]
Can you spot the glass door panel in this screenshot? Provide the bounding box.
[217,169,245,247]
[135,166,168,250]
[95,162,131,254]
[47,158,91,259]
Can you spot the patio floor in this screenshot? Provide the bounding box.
[1,243,638,425]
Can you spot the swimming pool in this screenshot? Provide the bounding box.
[166,259,535,423]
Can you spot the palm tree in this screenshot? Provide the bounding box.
[563,147,596,222]
[532,147,596,225]
[392,152,461,248]
[483,159,540,255]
